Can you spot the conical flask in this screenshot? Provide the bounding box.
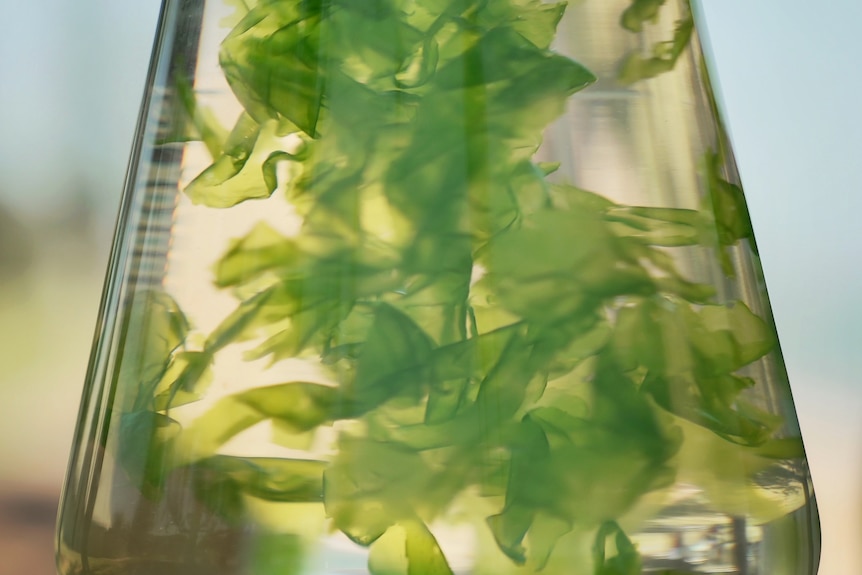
[56,0,821,574]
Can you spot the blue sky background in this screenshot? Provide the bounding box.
[0,1,859,573]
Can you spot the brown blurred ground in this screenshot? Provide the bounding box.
[0,487,58,575]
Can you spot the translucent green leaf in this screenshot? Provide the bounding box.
[592,521,642,575]
[237,381,350,431]
[335,0,399,21]
[487,504,532,565]
[704,151,756,251]
[179,382,347,458]
[351,304,435,411]
[377,409,481,451]
[642,371,777,446]
[690,302,776,372]
[618,299,695,376]
[193,455,326,504]
[486,210,657,323]
[620,0,666,32]
[529,406,590,451]
[324,436,429,545]
[245,307,332,362]
[220,0,257,29]
[510,1,567,49]
[247,531,305,575]
[206,288,277,351]
[506,161,553,216]
[184,118,289,208]
[152,350,214,410]
[618,11,693,85]
[328,8,426,88]
[369,525,410,575]
[424,377,469,423]
[395,37,439,88]
[214,222,300,288]
[606,205,701,247]
[118,289,190,408]
[404,520,454,575]
[117,410,182,498]
[474,332,537,423]
[466,0,566,50]
[527,511,571,570]
[175,73,228,159]
[592,357,683,464]
[221,8,326,135]
[550,184,615,212]
[544,318,612,378]
[755,437,806,460]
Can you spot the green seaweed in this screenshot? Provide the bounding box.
[117,0,791,572]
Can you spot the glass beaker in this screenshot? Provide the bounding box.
[56,0,820,573]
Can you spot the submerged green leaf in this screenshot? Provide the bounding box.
[214,222,300,288]
[350,304,435,411]
[404,520,454,575]
[175,73,228,159]
[703,150,757,272]
[592,521,642,575]
[117,410,182,498]
[220,6,326,135]
[193,455,326,505]
[153,350,214,410]
[324,436,430,546]
[620,0,666,32]
[618,10,693,85]
[247,531,305,575]
[117,290,194,415]
[179,381,347,458]
[184,117,291,208]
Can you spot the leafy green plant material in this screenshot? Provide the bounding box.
[618,2,694,85]
[620,0,667,33]
[592,521,642,575]
[118,0,795,573]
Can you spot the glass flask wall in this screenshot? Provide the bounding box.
[56,0,820,574]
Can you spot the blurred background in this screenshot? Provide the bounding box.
[0,1,859,574]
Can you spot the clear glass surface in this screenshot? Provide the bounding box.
[56,0,820,574]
